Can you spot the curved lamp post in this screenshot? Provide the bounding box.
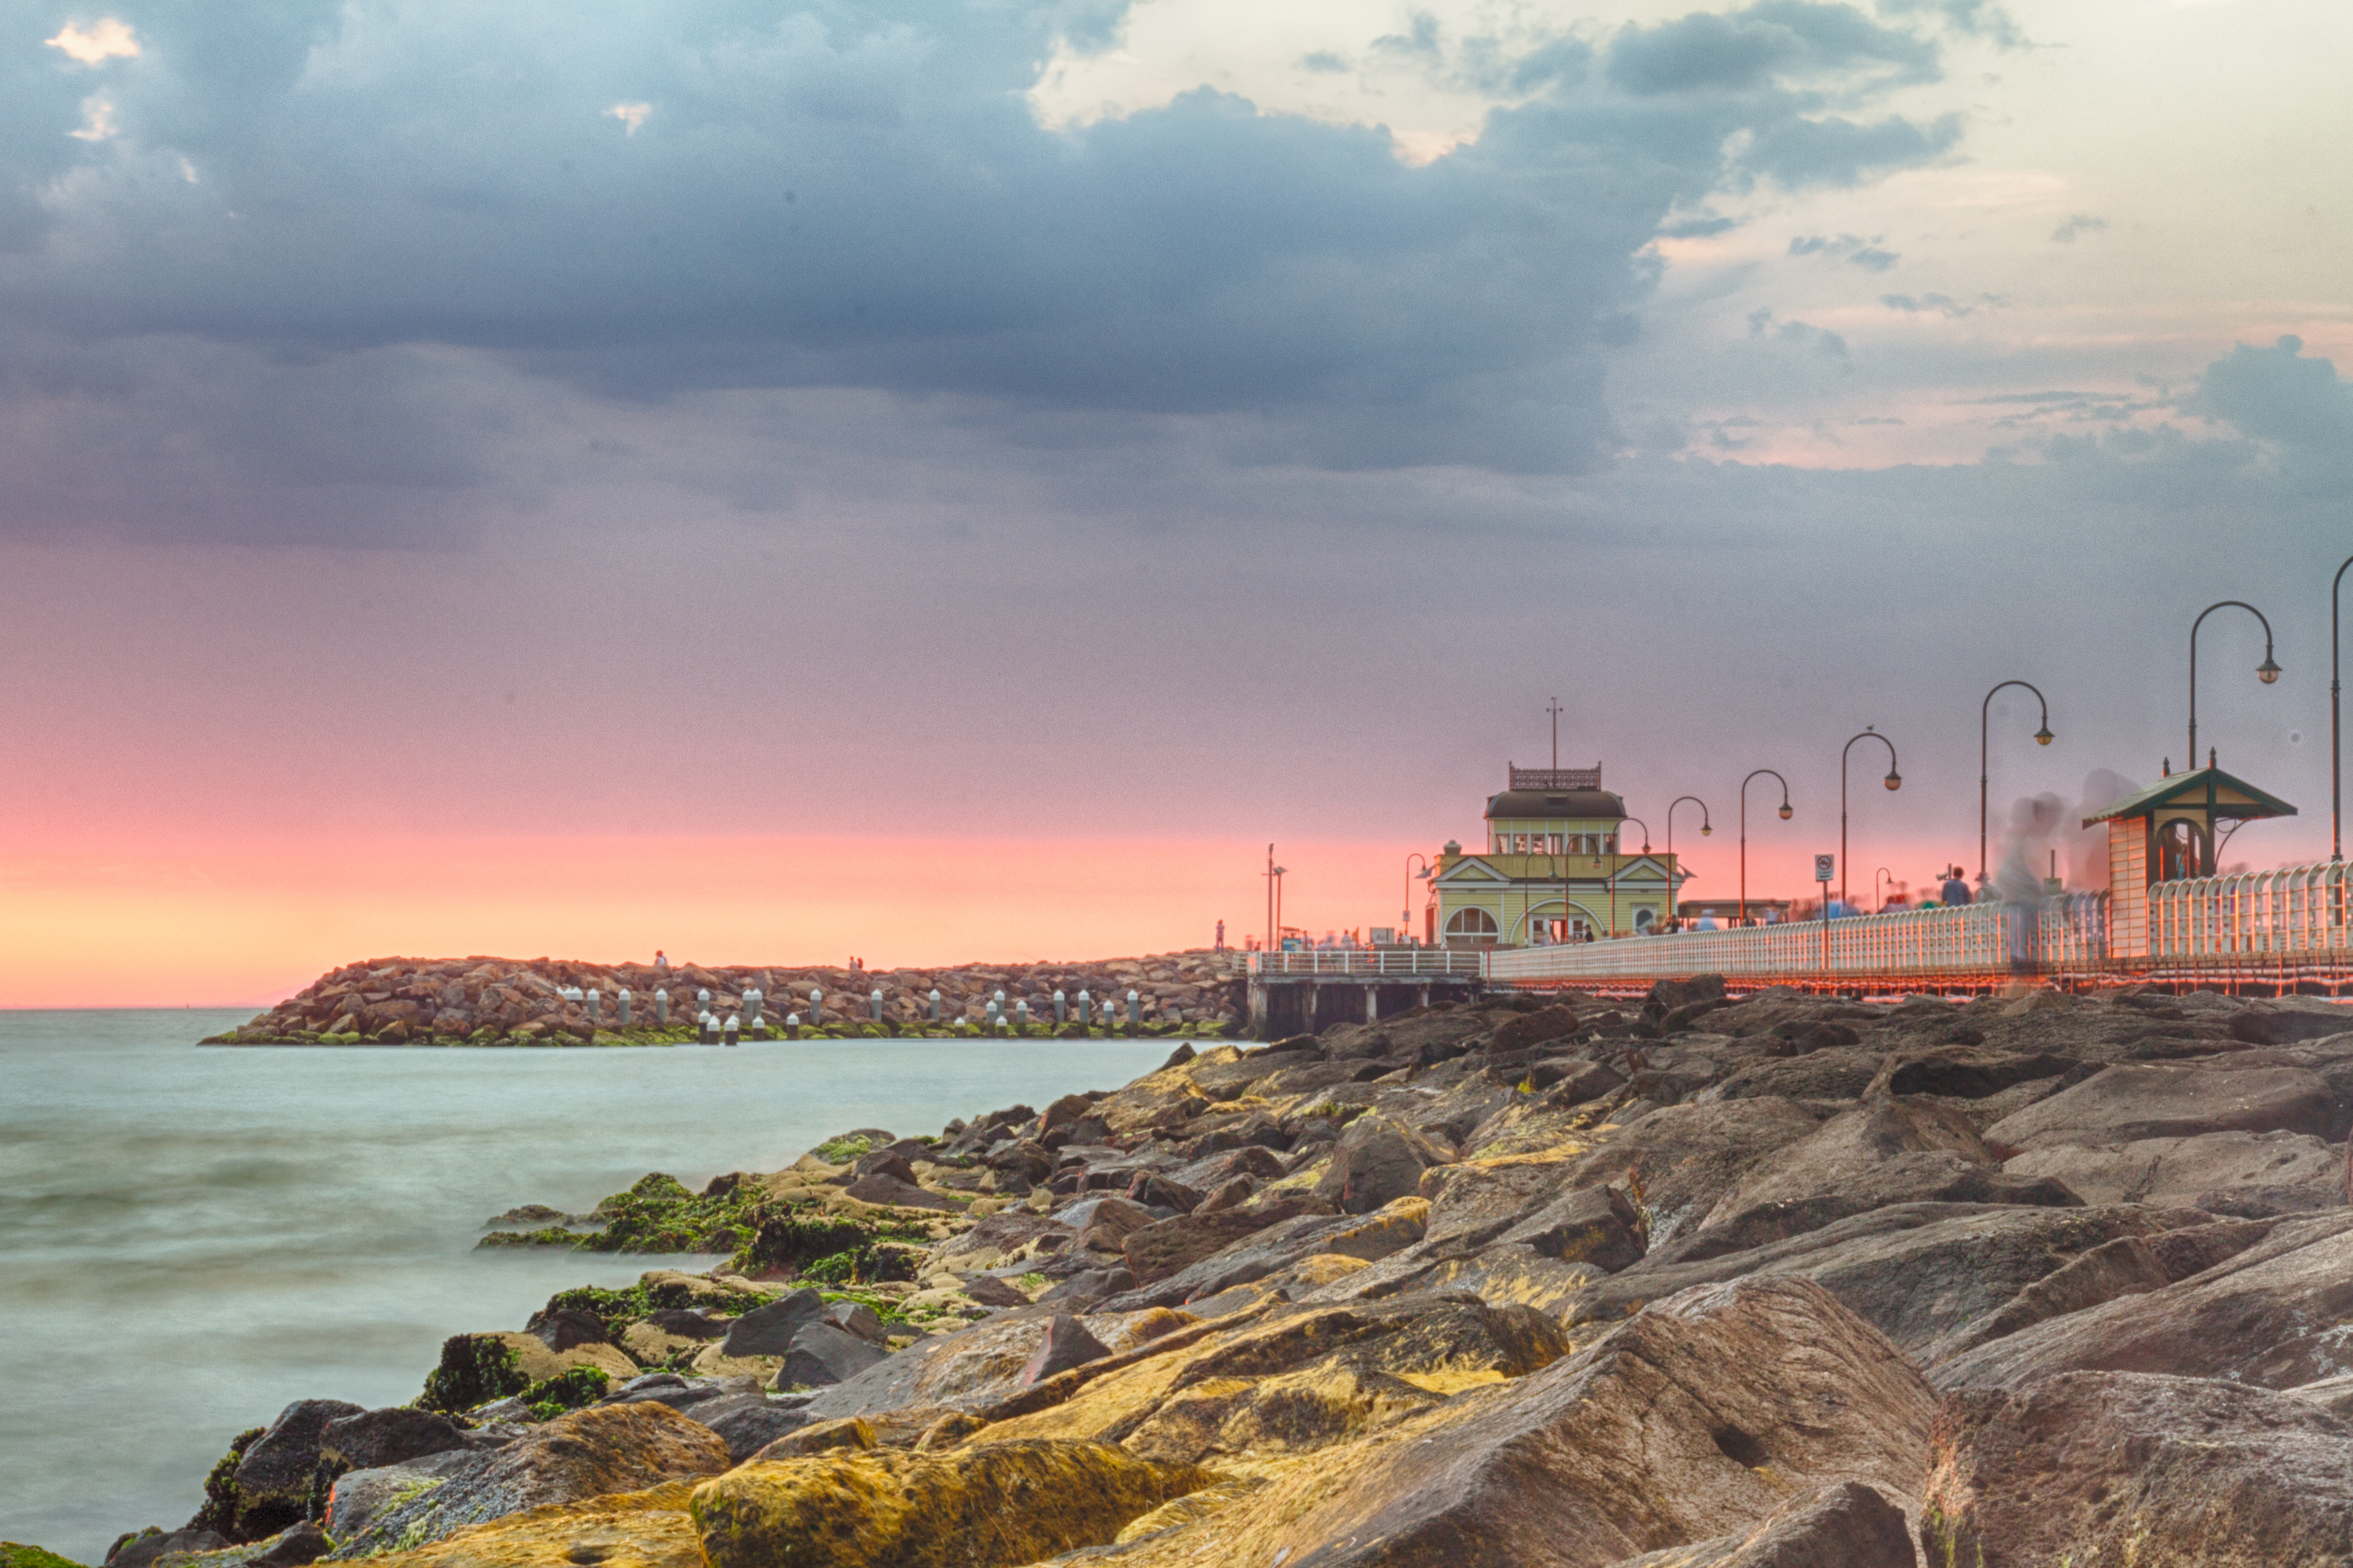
[1740,770,1794,925]
[1403,853,1431,943]
[1980,680,2055,882]
[1667,795,1710,923]
[1613,817,1652,937]
[1874,866,1896,913]
[2189,600,2281,767]
[1840,728,1902,910]
[2333,557,2353,862]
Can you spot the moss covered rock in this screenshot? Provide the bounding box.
[690,1440,1215,1568]
[356,1482,704,1568]
[336,1405,730,1558]
[1,1545,88,1568]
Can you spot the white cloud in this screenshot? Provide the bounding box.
[67,97,119,142]
[606,101,651,136]
[45,18,141,65]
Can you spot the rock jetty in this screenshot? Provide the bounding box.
[206,952,1243,1045]
[64,978,2353,1568]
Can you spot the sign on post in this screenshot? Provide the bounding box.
[1814,854,1835,883]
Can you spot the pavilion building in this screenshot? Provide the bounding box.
[1429,765,1686,946]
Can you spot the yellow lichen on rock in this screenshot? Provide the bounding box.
[1111,1475,1265,1545]
[488,1332,638,1385]
[360,1481,704,1568]
[691,1440,1216,1568]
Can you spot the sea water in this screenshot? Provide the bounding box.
[0,1010,1174,1561]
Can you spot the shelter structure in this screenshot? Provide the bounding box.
[2084,759,2297,960]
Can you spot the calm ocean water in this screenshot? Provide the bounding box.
[0,1011,1174,1561]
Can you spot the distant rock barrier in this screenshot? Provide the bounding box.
[205,953,1245,1047]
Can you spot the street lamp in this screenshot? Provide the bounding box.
[1403,853,1432,942]
[2332,557,2352,862]
[1614,817,1652,937]
[2188,600,2280,767]
[1667,795,1710,925]
[1840,728,1901,910]
[1740,769,1793,925]
[1980,680,2055,882]
[1875,866,1896,913]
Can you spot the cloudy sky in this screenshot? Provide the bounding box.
[5,0,2349,1001]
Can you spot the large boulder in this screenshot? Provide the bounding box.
[1934,1211,2353,1391]
[1919,1371,2353,1567]
[1121,1198,1330,1286]
[331,1402,730,1557]
[1607,1481,1915,1568]
[228,1399,364,1540]
[1689,1096,2079,1257]
[1070,1277,1935,1568]
[972,1294,1575,1467]
[776,1322,891,1389]
[1551,1097,1825,1243]
[1982,1062,2336,1151]
[1314,1114,1454,1214]
[2002,1127,2343,1215]
[1926,1215,2275,1364]
[1573,1202,2219,1353]
[1106,1203,1427,1309]
[690,1440,1214,1568]
[327,1481,707,1568]
[317,1407,472,1475]
[718,1289,826,1359]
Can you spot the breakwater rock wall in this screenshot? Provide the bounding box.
[103,982,2353,1568]
[212,952,1243,1046]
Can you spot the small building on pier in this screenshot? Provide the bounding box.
[2085,760,2298,960]
[1430,765,1686,945]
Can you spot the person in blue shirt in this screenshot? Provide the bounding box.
[1939,868,1972,906]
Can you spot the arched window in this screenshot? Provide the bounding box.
[1444,907,1498,947]
[1634,907,1656,933]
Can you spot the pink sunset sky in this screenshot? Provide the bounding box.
[5,1,2349,1005]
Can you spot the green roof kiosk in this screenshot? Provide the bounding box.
[2083,759,2297,960]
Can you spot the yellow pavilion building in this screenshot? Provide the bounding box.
[1429,765,1686,945]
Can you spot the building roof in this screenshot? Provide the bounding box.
[2081,765,2297,828]
[1486,789,1626,820]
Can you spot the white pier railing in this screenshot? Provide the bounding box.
[1242,948,1485,979]
[2149,860,2353,962]
[1484,896,2110,983]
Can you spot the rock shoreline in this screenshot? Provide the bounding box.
[205,952,1245,1047]
[51,978,2353,1568]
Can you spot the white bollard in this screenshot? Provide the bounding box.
[618,988,633,1027]
[744,987,764,1028]
[810,987,822,1026]
[870,988,884,1021]
[1076,989,1091,1025]
[1127,989,1140,1026]
[723,1013,740,1046]
[929,988,942,1022]
[585,989,601,1026]
[785,1011,801,1040]
[1054,990,1067,1023]
[655,988,669,1025]
[1016,999,1029,1032]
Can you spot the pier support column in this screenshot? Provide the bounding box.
[1365,986,1379,1024]
[1247,981,1265,1037]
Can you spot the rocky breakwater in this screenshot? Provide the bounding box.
[59,979,2353,1568]
[203,952,1242,1046]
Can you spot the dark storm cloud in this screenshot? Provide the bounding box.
[0,0,1974,542]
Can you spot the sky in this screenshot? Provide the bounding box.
[5,0,2351,1004]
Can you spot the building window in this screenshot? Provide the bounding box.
[1445,907,1498,946]
[1634,907,1656,932]
[1604,834,1618,854]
